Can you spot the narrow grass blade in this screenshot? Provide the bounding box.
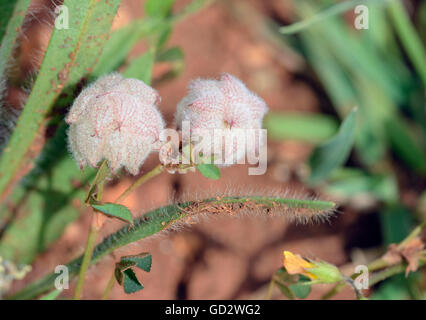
[264,112,338,143]
[308,109,357,184]
[0,0,122,200]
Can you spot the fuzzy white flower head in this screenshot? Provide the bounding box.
[66,73,165,175]
[175,73,268,165]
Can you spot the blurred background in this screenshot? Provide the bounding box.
[1,0,425,299]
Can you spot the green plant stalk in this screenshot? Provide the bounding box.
[8,196,335,299]
[388,0,426,86]
[73,175,105,300]
[322,222,426,299]
[73,220,100,300]
[101,272,116,300]
[265,278,276,300]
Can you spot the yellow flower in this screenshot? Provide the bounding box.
[283,251,318,280]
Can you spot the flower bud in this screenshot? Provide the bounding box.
[283,251,343,284]
[175,73,268,165]
[66,73,165,175]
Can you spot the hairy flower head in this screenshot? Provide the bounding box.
[175,73,268,165]
[66,73,165,175]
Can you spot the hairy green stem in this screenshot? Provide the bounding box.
[73,174,105,300]
[322,223,426,299]
[73,220,100,300]
[8,196,335,300]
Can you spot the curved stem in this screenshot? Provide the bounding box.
[265,279,275,300]
[101,272,116,300]
[73,174,106,300]
[115,164,163,203]
[321,222,426,299]
[73,218,100,300]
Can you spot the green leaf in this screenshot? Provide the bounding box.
[84,160,110,204]
[274,281,295,299]
[289,275,312,299]
[308,109,357,184]
[197,164,221,180]
[123,49,155,85]
[114,253,151,294]
[91,203,133,224]
[121,253,152,272]
[122,269,144,294]
[145,0,175,18]
[114,260,137,285]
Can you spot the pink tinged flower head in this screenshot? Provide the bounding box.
[66,73,165,175]
[175,73,268,164]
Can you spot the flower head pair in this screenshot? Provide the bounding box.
[67,73,268,175]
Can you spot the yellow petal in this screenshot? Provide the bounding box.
[283,251,317,280]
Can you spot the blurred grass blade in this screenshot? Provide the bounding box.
[123,49,156,85]
[326,168,398,203]
[145,0,175,18]
[0,0,30,83]
[380,205,413,245]
[91,19,161,78]
[0,0,122,201]
[308,109,357,184]
[264,112,338,143]
[0,123,95,264]
[156,47,184,62]
[294,1,405,103]
[0,1,20,41]
[39,288,62,300]
[279,0,384,35]
[93,0,209,79]
[385,117,426,176]
[388,0,426,86]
